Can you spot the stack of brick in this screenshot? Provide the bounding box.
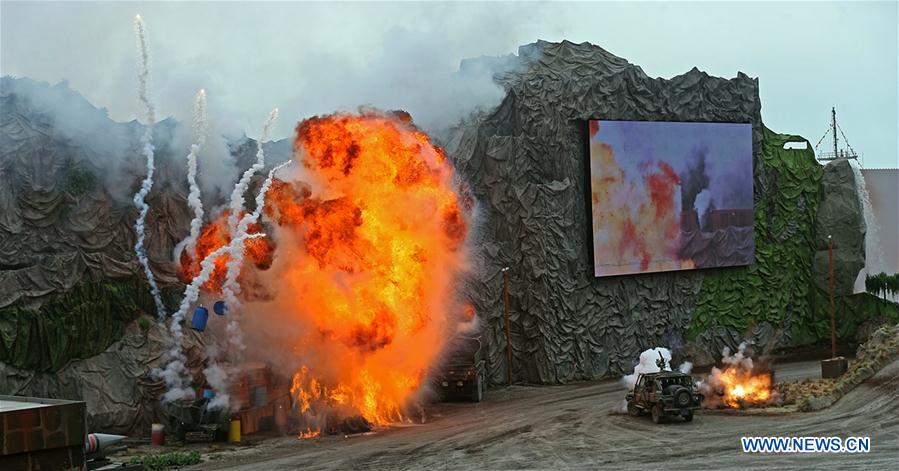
[0,396,86,471]
[227,363,292,435]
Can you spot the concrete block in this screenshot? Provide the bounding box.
[821,357,848,378]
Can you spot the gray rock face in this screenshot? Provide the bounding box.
[0,77,292,310]
[0,318,207,435]
[813,159,866,295]
[446,40,763,384]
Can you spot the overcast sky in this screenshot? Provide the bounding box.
[1,1,897,168]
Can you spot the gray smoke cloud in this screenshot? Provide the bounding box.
[3,2,896,168]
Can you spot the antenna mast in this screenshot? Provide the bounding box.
[815,107,858,163]
[831,107,838,158]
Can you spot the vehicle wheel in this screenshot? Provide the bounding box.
[627,401,641,417]
[675,389,691,408]
[651,404,663,424]
[473,372,484,403]
[683,411,694,422]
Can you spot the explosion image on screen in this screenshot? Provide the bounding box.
[588,120,754,277]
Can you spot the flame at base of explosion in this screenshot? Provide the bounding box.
[299,428,321,440]
[707,367,775,408]
[701,341,779,409]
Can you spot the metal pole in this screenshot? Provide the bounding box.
[831,107,838,158]
[828,235,836,359]
[502,267,512,386]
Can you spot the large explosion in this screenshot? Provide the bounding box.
[186,110,469,431]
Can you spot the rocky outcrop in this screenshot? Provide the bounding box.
[813,158,866,295]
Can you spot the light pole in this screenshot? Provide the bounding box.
[829,235,835,359]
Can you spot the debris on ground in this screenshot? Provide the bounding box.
[776,322,899,411]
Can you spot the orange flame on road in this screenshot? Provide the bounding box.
[713,367,773,408]
[266,111,468,430]
[299,428,320,440]
[703,342,776,408]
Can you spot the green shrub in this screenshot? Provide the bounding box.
[64,160,97,196]
[129,451,202,471]
[138,317,151,334]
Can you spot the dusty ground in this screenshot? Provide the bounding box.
[171,359,899,470]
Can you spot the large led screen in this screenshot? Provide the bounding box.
[588,120,754,277]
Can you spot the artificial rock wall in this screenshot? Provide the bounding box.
[813,159,866,295]
[446,40,848,384]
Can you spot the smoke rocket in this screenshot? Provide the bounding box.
[183,89,208,256]
[131,14,167,321]
[227,108,279,234]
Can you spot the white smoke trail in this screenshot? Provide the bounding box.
[219,159,293,362]
[132,14,166,321]
[227,108,279,233]
[159,232,265,403]
[222,160,293,307]
[182,89,208,257]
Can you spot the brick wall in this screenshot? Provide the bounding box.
[1,396,86,471]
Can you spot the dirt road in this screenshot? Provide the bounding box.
[199,359,899,470]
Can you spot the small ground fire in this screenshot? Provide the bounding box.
[708,367,774,408]
[702,342,777,409]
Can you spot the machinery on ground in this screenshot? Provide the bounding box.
[434,336,486,402]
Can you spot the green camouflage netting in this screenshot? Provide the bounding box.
[0,277,182,371]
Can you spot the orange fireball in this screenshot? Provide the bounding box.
[715,367,773,408]
[178,210,274,292]
[264,111,469,429]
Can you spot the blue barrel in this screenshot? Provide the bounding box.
[191,306,209,331]
[213,300,227,316]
